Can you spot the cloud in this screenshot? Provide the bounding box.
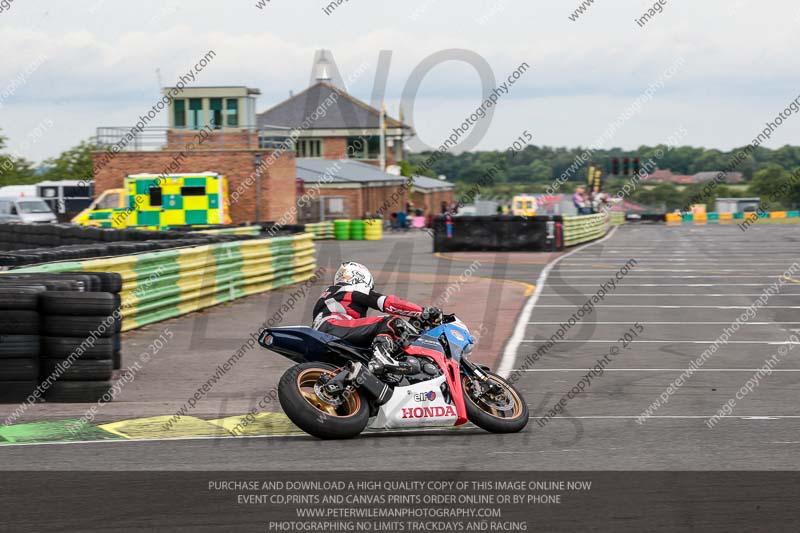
[1,0,798,162]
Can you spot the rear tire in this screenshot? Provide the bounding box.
[462,372,529,433]
[278,362,369,440]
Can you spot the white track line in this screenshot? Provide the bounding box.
[532,415,800,420]
[531,321,796,325]
[533,305,800,309]
[515,368,800,372]
[544,284,784,287]
[520,339,800,344]
[497,226,619,378]
[551,275,788,278]
[537,294,800,297]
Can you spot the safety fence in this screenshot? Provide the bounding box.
[562,214,611,247]
[667,211,800,224]
[11,233,318,331]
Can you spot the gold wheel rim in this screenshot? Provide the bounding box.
[297,368,361,418]
[463,375,524,420]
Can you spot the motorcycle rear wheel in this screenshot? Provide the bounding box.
[462,372,529,433]
[278,362,369,440]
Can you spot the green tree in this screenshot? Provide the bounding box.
[748,164,797,209]
[0,130,37,186]
[39,139,97,182]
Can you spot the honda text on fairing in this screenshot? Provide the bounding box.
[258,314,528,439]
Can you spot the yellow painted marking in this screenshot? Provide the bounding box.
[473,276,535,296]
[99,415,232,439]
[208,413,303,437]
[783,276,800,284]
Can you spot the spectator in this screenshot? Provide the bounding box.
[397,210,408,230]
[573,187,588,214]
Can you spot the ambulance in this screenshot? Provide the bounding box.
[73,172,231,229]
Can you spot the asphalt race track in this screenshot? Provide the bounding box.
[2,223,799,471]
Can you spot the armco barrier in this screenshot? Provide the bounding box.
[10,233,317,331]
[562,214,610,247]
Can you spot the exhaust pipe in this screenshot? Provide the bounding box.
[347,362,393,405]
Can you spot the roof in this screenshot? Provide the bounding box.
[410,174,454,191]
[35,180,91,186]
[297,159,453,190]
[297,158,405,185]
[258,82,408,131]
[693,171,744,183]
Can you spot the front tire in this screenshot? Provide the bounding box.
[462,372,529,433]
[278,362,369,440]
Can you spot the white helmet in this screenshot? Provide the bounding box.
[334,261,374,291]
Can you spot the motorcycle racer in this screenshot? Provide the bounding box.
[312,261,442,376]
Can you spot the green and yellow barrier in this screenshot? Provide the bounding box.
[305,222,334,240]
[364,219,383,240]
[562,214,611,247]
[672,211,800,225]
[10,233,317,331]
[196,226,261,236]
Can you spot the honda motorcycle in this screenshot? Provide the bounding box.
[258,314,528,439]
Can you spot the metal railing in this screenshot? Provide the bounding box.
[95,126,292,151]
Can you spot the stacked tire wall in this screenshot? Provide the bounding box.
[0,273,123,403]
[11,232,318,331]
[0,223,291,269]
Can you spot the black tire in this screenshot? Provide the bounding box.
[0,335,40,358]
[41,337,113,359]
[0,311,40,335]
[0,358,39,381]
[40,292,120,316]
[43,315,118,338]
[0,381,36,403]
[0,287,42,310]
[462,372,529,434]
[42,359,113,381]
[80,272,123,293]
[278,362,369,440]
[44,381,113,403]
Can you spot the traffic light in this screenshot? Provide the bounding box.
[612,158,620,175]
[632,158,641,175]
[622,157,630,175]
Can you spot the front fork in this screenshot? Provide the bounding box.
[460,359,504,398]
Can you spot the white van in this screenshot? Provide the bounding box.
[0,197,58,223]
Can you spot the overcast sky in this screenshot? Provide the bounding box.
[1,0,799,163]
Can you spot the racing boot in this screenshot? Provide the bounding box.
[367,335,412,376]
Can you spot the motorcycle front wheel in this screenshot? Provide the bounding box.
[278,362,369,440]
[462,372,529,433]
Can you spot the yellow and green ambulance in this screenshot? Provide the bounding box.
[73,172,231,229]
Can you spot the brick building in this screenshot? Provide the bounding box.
[296,159,454,219]
[257,51,413,170]
[93,86,297,224]
[91,51,430,225]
